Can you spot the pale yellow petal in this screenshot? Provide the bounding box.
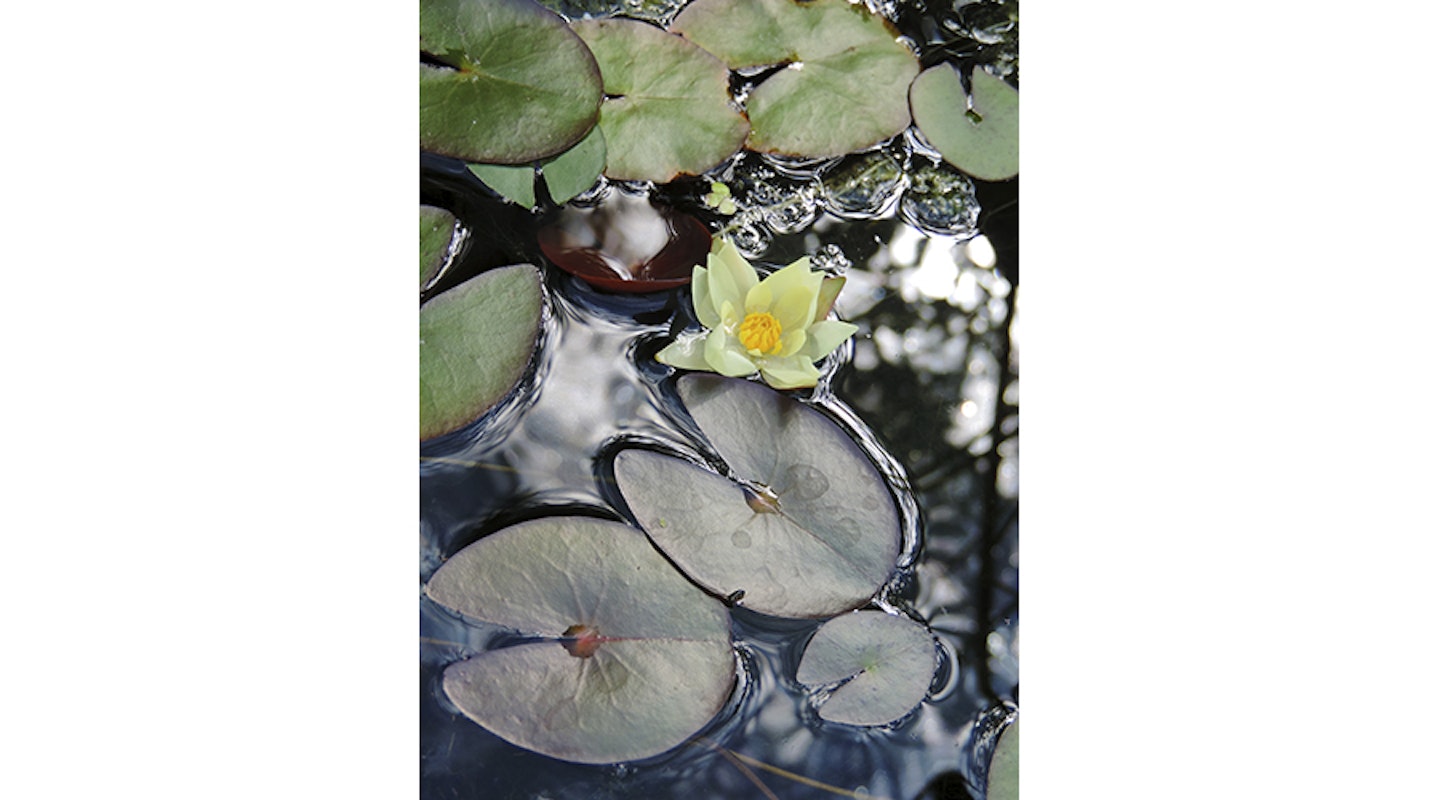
[704,329,758,377]
[800,320,858,360]
[707,241,758,314]
[776,328,808,357]
[772,283,818,333]
[814,276,845,323]
[690,265,720,329]
[655,331,714,371]
[757,356,821,390]
[755,258,821,315]
[745,280,773,314]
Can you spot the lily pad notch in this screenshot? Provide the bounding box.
[614,374,903,618]
[425,517,736,764]
[420,0,603,164]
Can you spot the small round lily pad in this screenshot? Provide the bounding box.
[910,64,1019,181]
[796,610,936,726]
[425,518,736,764]
[419,264,544,441]
[420,0,603,164]
[572,18,749,182]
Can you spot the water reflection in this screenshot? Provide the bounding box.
[420,1,1019,794]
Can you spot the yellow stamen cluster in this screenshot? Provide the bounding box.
[738,311,782,354]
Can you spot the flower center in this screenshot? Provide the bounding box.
[738,311,782,354]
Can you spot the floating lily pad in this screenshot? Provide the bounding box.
[420,205,458,290]
[613,375,902,617]
[909,64,1019,181]
[795,610,936,726]
[467,162,537,209]
[540,125,607,205]
[571,18,749,182]
[670,0,919,158]
[426,518,735,764]
[419,264,544,441]
[988,718,1019,800]
[538,192,710,292]
[420,0,603,164]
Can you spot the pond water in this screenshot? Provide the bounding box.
[420,2,1017,798]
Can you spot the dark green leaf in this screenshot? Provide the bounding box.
[420,0,603,164]
[419,264,544,441]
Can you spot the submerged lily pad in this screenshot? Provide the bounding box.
[909,64,1019,181]
[420,0,603,164]
[795,610,936,726]
[426,518,735,764]
[670,0,919,158]
[420,205,458,290]
[419,264,543,441]
[613,375,902,617]
[571,18,749,182]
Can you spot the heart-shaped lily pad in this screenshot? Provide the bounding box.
[420,205,458,290]
[910,64,1019,181]
[795,610,936,726]
[420,264,544,441]
[670,0,919,158]
[571,18,749,182]
[613,375,902,617]
[420,0,603,164]
[426,517,736,764]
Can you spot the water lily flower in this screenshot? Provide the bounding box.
[656,238,857,390]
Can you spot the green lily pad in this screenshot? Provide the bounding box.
[571,18,749,182]
[420,205,457,290]
[795,610,936,726]
[426,518,735,764]
[613,375,902,617]
[420,0,603,164]
[419,264,544,441]
[909,64,1019,181]
[670,0,919,158]
[467,162,537,209]
[988,718,1019,800]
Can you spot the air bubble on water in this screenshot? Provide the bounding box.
[819,149,906,219]
[897,163,980,238]
[811,243,852,274]
[727,213,773,258]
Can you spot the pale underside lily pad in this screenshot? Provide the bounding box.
[420,0,602,164]
[670,0,919,157]
[988,718,1019,800]
[420,205,457,290]
[909,64,1019,181]
[571,18,749,182]
[613,375,902,618]
[426,518,735,764]
[419,264,543,441]
[796,610,936,726]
